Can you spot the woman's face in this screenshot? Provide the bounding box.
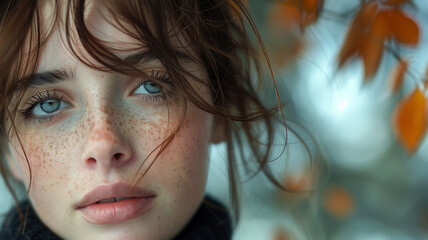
[7,5,216,240]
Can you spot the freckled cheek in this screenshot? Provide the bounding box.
[150,109,213,194]
[12,132,75,186]
[129,105,183,156]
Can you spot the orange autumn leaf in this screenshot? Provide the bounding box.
[353,1,379,27]
[283,173,311,192]
[361,33,385,79]
[390,9,419,45]
[273,228,295,240]
[267,2,306,68]
[337,2,379,71]
[337,1,420,79]
[389,59,408,94]
[370,10,391,40]
[393,89,428,154]
[299,0,324,27]
[269,2,302,30]
[274,232,290,240]
[281,168,314,193]
[269,0,324,31]
[278,169,315,203]
[323,187,355,219]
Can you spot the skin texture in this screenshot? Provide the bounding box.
[7,4,216,240]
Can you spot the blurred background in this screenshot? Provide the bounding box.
[2,0,428,239]
[207,0,428,239]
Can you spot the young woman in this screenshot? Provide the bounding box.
[0,0,286,239]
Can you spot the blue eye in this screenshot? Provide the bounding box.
[133,81,162,95]
[32,99,69,116]
[19,89,70,121]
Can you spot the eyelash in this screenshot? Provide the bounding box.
[136,70,172,103]
[19,89,65,124]
[19,70,172,124]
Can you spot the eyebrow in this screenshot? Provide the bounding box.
[13,49,192,93]
[122,49,192,65]
[122,50,155,65]
[25,69,73,87]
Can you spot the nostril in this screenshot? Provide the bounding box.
[86,157,97,167]
[113,153,124,160]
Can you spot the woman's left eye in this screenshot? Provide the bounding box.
[133,81,162,95]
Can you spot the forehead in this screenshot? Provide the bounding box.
[6,1,210,101]
[37,1,196,71]
[38,3,141,69]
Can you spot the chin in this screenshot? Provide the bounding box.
[68,223,171,240]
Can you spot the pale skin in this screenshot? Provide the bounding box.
[6,3,220,240]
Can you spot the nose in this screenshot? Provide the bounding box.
[81,114,133,171]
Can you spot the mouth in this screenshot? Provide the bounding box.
[76,183,156,224]
[95,197,135,204]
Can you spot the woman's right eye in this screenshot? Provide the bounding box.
[31,99,70,117]
[19,89,70,122]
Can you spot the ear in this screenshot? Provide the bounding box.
[6,144,23,182]
[210,118,226,143]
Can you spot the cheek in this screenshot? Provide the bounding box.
[148,106,213,195]
[10,128,75,190]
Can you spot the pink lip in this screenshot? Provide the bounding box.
[76,182,156,224]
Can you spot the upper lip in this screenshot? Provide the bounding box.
[76,182,156,209]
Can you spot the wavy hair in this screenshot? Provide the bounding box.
[0,0,289,223]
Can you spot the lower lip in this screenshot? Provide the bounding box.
[79,197,155,224]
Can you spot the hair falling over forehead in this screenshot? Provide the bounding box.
[0,0,290,222]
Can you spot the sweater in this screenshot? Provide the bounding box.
[0,196,232,240]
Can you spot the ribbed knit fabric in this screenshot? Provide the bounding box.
[0,201,60,240]
[174,197,232,240]
[0,196,232,240]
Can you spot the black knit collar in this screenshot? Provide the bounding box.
[1,196,232,240]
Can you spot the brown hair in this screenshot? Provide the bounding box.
[0,0,290,223]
